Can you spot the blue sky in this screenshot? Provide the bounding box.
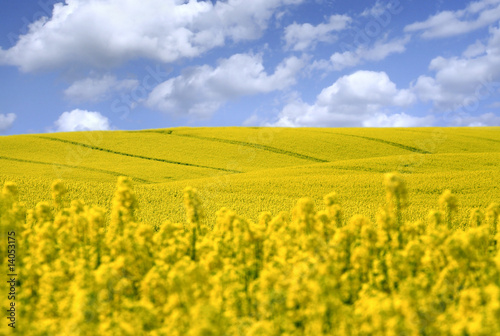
[1,0,500,135]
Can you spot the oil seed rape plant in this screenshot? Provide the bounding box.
[0,173,499,335]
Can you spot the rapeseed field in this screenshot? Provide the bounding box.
[1,127,498,226]
[0,127,499,334]
[0,173,499,335]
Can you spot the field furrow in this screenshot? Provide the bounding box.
[35,135,242,173]
[0,155,150,182]
[332,132,432,154]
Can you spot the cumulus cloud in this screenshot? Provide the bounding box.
[64,75,139,102]
[314,35,410,71]
[405,0,500,39]
[463,40,487,58]
[53,109,111,132]
[363,113,435,127]
[0,113,16,132]
[271,70,416,127]
[360,0,392,18]
[242,114,263,126]
[283,14,351,51]
[0,0,303,72]
[412,24,500,111]
[450,112,500,126]
[146,53,305,118]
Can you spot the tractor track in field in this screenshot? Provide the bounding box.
[34,136,242,174]
[141,130,329,163]
[309,130,432,154]
[449,134,500,144]
[0,155,150,183]
[335,133,432,154]
[395,128,500,144]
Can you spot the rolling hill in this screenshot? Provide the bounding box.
[1,127,499,226]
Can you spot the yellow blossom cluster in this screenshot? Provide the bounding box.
[1,173,499,335]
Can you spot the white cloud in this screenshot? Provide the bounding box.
[463,40,487,58]
[64,75,139,102]
[242,114,262,126]
[53,109,111,132]
[272,70,416,127]
[0,0,303,72]
[0,113,16,132]
[321,35,410,71]
[146,53,305,118]
[405,0,500,39]
[360,0,387,17]
[412,25,500,111]
[363,113,435,127]
[450,112,500,126]
[488,101,500,108]
[283,14,351,51]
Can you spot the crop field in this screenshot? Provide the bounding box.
[0,127,498,225]
[1,127,500,335]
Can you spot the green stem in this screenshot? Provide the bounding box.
[191,227,196,261]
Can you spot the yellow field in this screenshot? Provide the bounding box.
[0,127,498,226]
[0,127,499,335]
